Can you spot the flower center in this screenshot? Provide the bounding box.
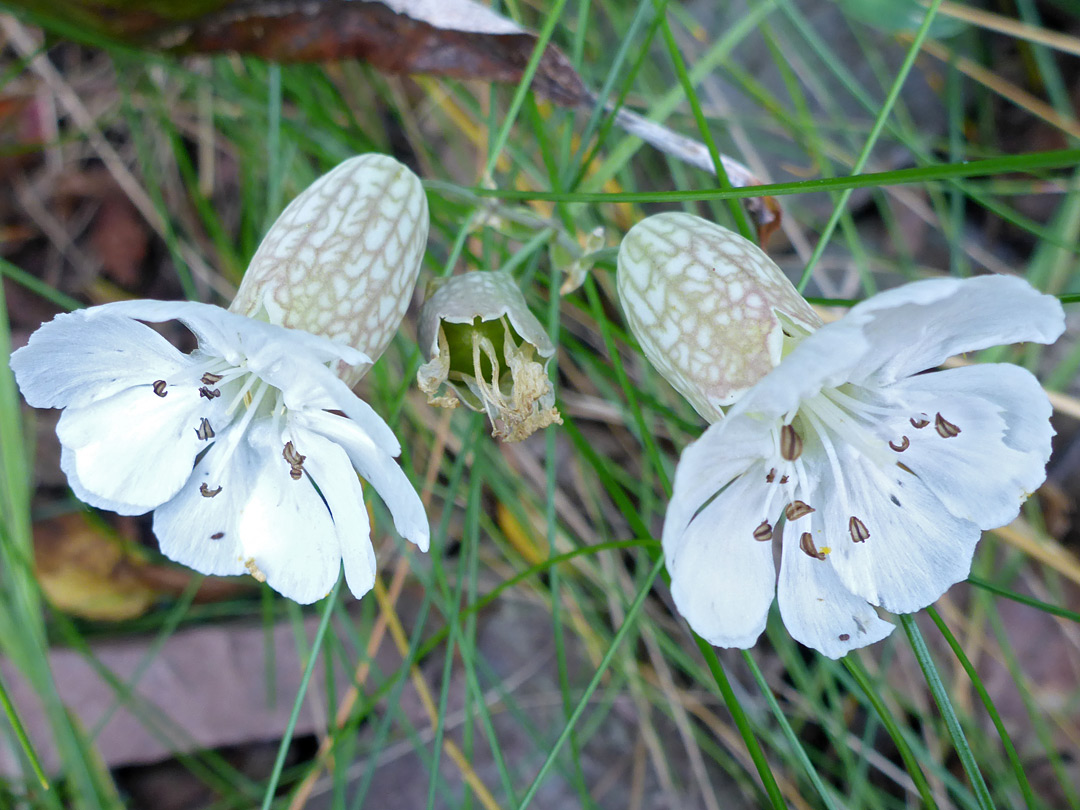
[751,381,965,559]
[187,358,292,494]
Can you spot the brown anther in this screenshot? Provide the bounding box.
[779,475,789,484]
[785,500,815,521]
[839,633,850,641]
[848,516,870,543]
[765,468,777,484]
[199,386,221,399]
[201,372,223,385]
[210,531,224,540]
[780,424,803,461]
[195,418,215,440]
[889,436,910,452]
[799,532,826,561]
[283,441,306,480]
[934,413,961,438]
[200,483,222,498]
[753,521,773,542]
[910,416,930,429]
[152,380,168,397]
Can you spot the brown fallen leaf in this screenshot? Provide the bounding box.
[34,513,158,622]
[34,513,250,621]
[13,0,781,241]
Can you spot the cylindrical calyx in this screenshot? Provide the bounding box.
[230,154,429,388]
[617,212,821,422]
[417,272,561,442]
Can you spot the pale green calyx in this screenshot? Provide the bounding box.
[230,154,429,388]
[417,272,561,442]
[617,212,821,422]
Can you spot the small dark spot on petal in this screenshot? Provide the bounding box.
[890,495,901,507]
[210,531,224,540]
[839,633,850,642]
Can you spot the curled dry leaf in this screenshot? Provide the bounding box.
[166,0,594,108]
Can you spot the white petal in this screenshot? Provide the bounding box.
[97,299,370,369]
[236,422,341,603]
[816,442,981,614]
[662,415,773,552]
[730,322,872,422]
[293,426,377,600]
[666,467,777,648]
[60,446,149,516]
[274,360,400,457]
[884,363,1053,529]
[11,310,195,409]
[152,430,251,577]
[56,384,215,514]
[843,275,1064,387]
[296,410,428,551]
[777,517,894,659]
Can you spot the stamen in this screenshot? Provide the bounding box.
[283,441,306,480]
[471,330,508,416]
[889,436,910,452]
[849,516,870,543]
[225,373,260,416]
[799,532,826,561]
[765,468,777,484]
[200,483,222,498]
[785,500,815,521]
[210,531,224,540]
[839,633,850,641]
[244,557,266,582]
[195,418,215,440]
[780,424,803,461]
[753,520,773,542]
[910,415,929,429]
[934,413,961,438]
[152,380,168,397]
[202,372,224,385]
[199,386,221,399]
[779,475,789,484]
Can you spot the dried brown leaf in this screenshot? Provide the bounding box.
[164,0,592,107]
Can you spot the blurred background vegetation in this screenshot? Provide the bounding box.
[0,0,1079,808]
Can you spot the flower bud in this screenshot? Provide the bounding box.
[617,212,821,422]
[230,154,428,387]
[417,272,561,442]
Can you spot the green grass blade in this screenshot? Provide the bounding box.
[259,579,342,810]
[926,607,1038,809]
[516,554,664,810]
[899,614,995,810]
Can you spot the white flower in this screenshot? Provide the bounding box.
[619,213,1065,658]
[10,155,430,604]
